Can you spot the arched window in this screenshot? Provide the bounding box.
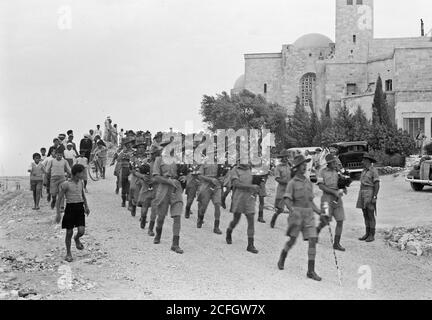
[300,73,316,108]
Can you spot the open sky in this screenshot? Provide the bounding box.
[0,0,431,175]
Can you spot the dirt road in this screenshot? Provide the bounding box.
[1,169,431,300]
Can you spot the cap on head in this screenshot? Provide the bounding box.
[292,154,311,169]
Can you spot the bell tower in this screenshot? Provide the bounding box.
[335,0,374,62]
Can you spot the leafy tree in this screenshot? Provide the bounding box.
[352,106,371,141]
[200,90,290,152]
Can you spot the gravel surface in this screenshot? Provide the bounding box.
[1,168,431,300]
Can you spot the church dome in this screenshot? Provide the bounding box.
[233,74,245,89]
[293,33,333,49]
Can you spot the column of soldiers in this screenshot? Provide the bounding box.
[110,135,380,282]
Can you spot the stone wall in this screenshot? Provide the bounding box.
[369,37,432,58]
[335,0,374,63]
[244,53,283,106]
[341,93,374,119]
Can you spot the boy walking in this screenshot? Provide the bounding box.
[46,151,71,210]
[94,140,108,179]
[28,153,46,210]
[57,164,90,262]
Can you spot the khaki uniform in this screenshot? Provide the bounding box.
[137,160,155,208]
[198,164,222,212]
[356,167,380,210]
[117,148,135,197]
[274,163,291,209]
[152,156,183,217]
[317,167,345,221]
[284,176,317,240]
[230,165,256,215]
[129,151,148,206]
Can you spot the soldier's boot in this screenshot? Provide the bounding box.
[258,211,266,223]
[128,201,133,211]
[148,221,155,237]
[185,206,191,219]
[213,220,222,235]
[306,260,322,282]
[171,235,184,254]
[246,237,259,254]
[359,227,370,241]
[333,235,346,252]
[270,213,279,229]
[277,250,288,270]
[365,228,375,243]
[121,195,126,208]
[197,215,204,229]
[131,205,137,217]
[153,227,162,244]
[221,196,227,210]
[140,214,147,230]
[226,228,233,245]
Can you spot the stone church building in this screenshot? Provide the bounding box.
[231,0,432,142]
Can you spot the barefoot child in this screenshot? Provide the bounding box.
[94,140,108,179]
[28,153,46,210]
[57,164,90,262]
[46,151,71,210]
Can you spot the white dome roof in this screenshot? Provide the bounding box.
[293,33,333,49]
[233,74,245,89]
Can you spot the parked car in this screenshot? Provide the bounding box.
[329,141,369,175]
[406,157,432,191]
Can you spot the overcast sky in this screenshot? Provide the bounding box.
[0,0,430,175]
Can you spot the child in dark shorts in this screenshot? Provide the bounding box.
[57,164,90,262]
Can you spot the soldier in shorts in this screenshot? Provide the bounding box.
[226,159,260,254]
[277,155,324,281]
[184,162,200,219]
[316,154,347,251]
[357,153,380,243]
[196,153,223,235]
[113,137,135,207]
[128,138,148,217]
[152,150,186,254]
[270,150,291,228]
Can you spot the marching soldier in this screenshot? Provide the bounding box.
[270,150,292,228]
[316,154,347,251]
[277,155,323,281]
[252,166,269,224]
[357,153,380,243]
[221,163,234,209]
[196,152,223,235]
[111,136,135,207]
[226,157,260,254]
[152,148,186,254]
[128,137,148,217]
[146,145,163,236]
[184,161,200,219]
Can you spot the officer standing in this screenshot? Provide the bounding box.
[357,153,380,243]
[226,157,260,254]
[252,166,269,224]
[270,150,291,228]
[316,154,347,251]
[277,155,323,281]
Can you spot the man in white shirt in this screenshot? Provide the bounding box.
[94,125,103,139]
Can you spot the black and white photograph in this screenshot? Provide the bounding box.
[1,0,432,306]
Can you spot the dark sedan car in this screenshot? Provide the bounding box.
[330,141,369,175]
